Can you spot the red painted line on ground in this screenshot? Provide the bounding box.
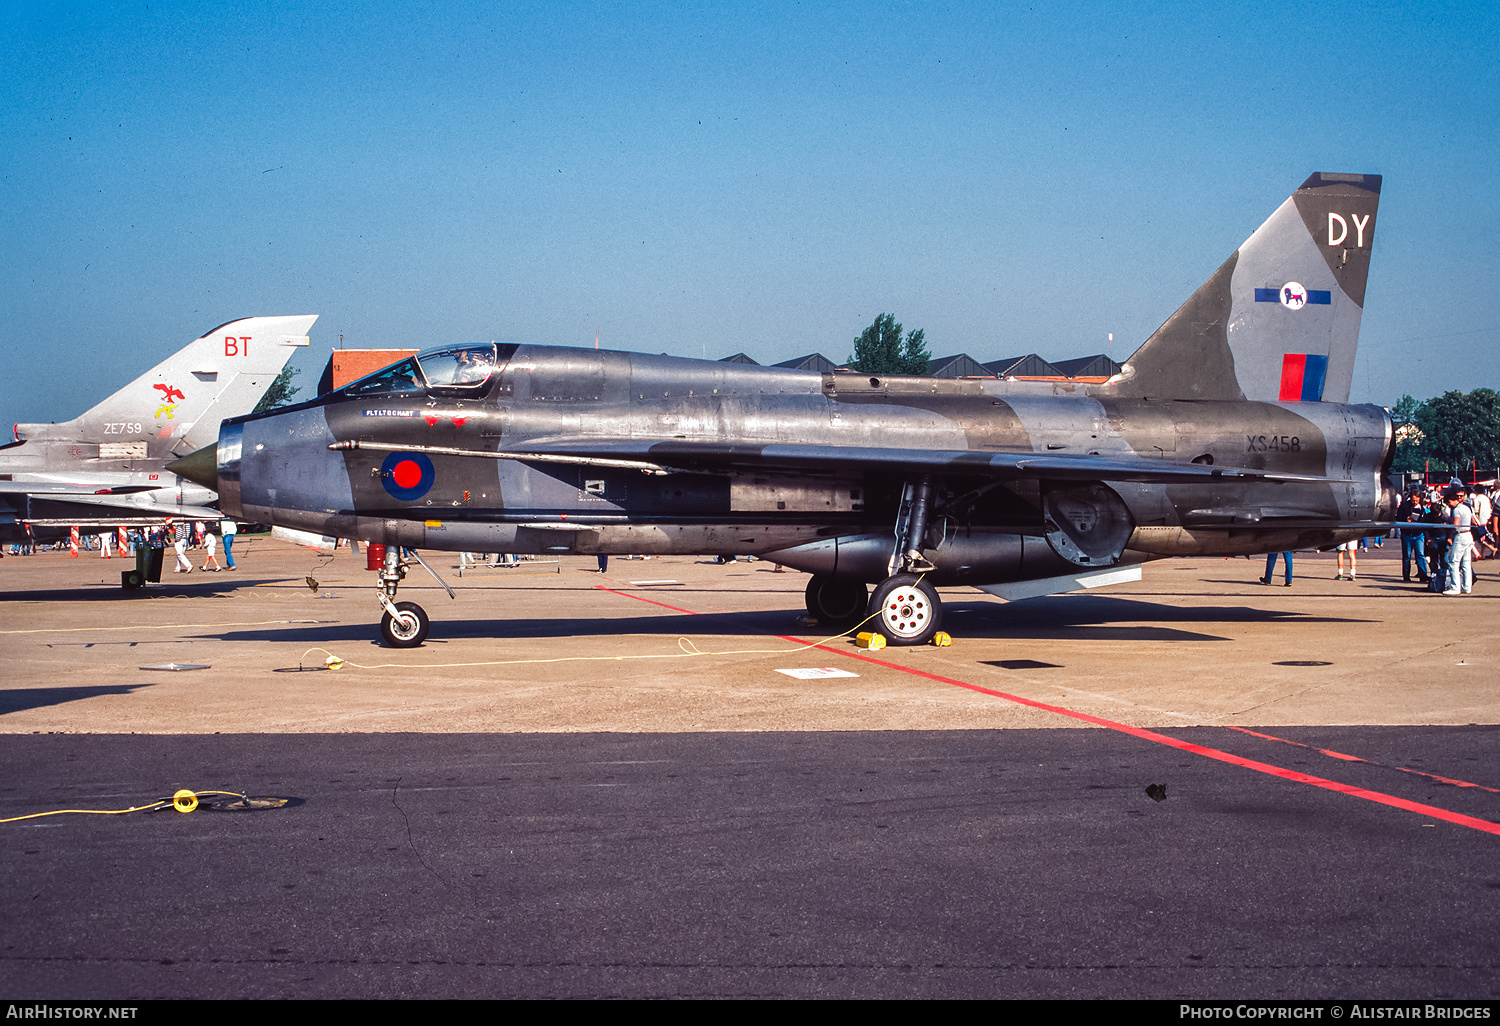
[1227,726,1371,762]
[1392,766,1500,793]
[594,585,702,616]
[1225,725,1500,795]
[775,637,1500,837]
[596,587,1500,837]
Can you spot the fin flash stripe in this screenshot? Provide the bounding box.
[1279,354,1329,402]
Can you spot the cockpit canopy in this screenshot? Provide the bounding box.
[337,343,515,398]
[419,344,500,387]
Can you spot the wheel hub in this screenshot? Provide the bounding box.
[882,589,928,637]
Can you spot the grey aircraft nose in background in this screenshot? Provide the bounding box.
[173,174,1395,648]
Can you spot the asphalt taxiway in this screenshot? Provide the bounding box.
[1,540,1497,998]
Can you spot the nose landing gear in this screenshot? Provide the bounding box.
[374,545,452,647]
[380,600,430,648]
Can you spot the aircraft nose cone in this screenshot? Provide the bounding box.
[167,443,219,490]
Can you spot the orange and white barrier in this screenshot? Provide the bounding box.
[69,526,79,557]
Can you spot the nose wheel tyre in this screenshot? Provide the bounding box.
[868,574,941,646]
[805,575,869,632]
[380,601,430,648]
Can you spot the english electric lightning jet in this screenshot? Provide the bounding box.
[1,315,316,541]
[173,174,1394,647]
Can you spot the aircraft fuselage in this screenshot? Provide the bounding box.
[214,346,1394,586]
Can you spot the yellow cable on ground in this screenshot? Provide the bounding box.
[1,800,171,822]
[0,789,255,823]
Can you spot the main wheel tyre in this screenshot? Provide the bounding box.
[804,575,869,631]
[380,601,430,648]
[868,574,942,646]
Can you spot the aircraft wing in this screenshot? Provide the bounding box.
[0,482,159,496]
[20,493,219,519]
[331,438,1332,484]
[0,483,220,523]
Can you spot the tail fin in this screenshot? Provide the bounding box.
[19,315,316,456]
[1103,173,1380,403]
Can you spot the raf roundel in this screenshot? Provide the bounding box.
[380,451,435,501]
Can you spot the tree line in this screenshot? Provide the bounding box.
[1391,389,1500,476]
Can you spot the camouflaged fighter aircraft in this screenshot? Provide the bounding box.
[171,173,1396,648]
[1,315,315,542]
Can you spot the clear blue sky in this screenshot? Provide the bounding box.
[2,0,1496,427]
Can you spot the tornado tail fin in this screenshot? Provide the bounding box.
[57,315,316,457]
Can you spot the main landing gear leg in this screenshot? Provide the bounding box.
[869,476,943,646]
[377,546,429,648]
